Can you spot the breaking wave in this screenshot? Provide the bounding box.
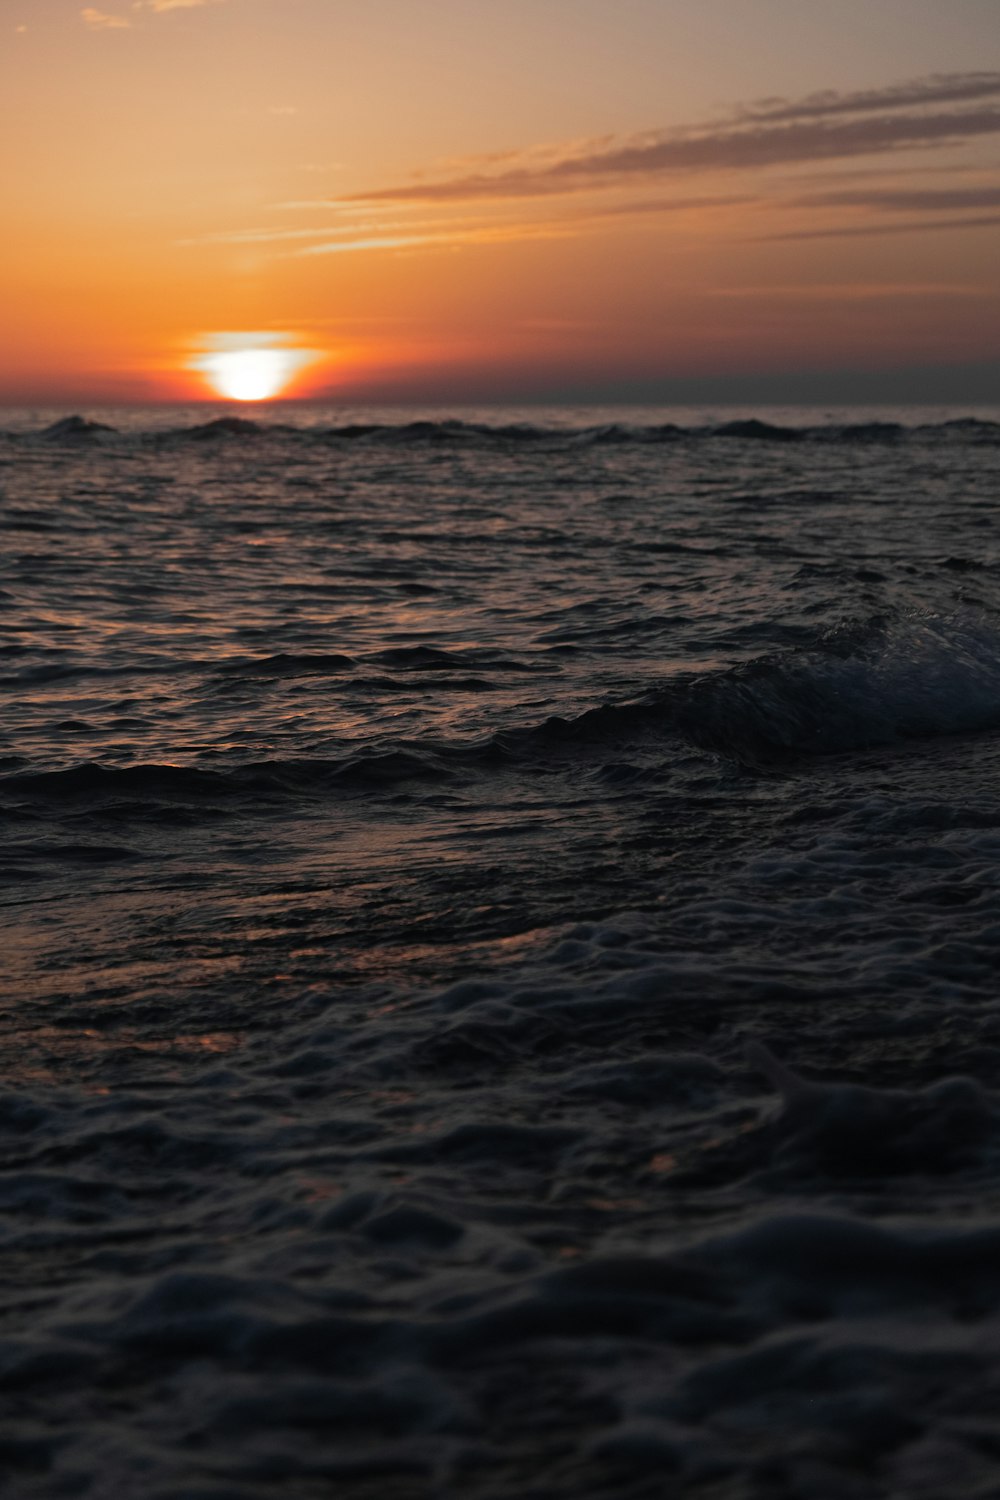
[484,609,1000,768]
[674,610,1000,762]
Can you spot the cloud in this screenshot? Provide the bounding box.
[83,1,223,29]
[180,193,747,258]
[137,0,224,10]
[797,184,1000,213]
[180,218,581,258]
[179,212,488,248]
[186,73,1000,270]
[284,194,752,257]
[579,193,753,221]
[82,7,131,27]
[738,73,1000,125]
[709,282,989,301]
[292,222,581,258]
[342,73,1000,205]
[760,211,1000,242]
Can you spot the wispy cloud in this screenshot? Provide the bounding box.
[293,222,580,257]
[760,211,1000,242]
[709,281,989,301]
[737,73,1000,125]
[290,195,754,257]
[180,193,745,257]
[81,7,131,28]
[185,73,1000,272]
[179,212,489,249]
[137,0,224,11]
[185,221,581,258]
[342,73,1000,205]
[83,0,223,24]
[797,184,1000,213]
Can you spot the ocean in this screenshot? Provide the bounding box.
[3,403,1000,1498]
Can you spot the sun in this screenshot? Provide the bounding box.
[204,349,293,402]
[190,333,320,402]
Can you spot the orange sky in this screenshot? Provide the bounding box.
[3,0,999,404]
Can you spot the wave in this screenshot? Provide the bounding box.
[672,610,1000,762]
[0,748,458,815]
[9,415,1000,447]
[35,415,118,441]
[479,609,1000,766]
[473,608,1000,768]
[5,612,1000,815]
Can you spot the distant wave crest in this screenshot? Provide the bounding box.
[8,415,1000,447]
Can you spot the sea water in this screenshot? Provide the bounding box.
[2,405,1000,1497]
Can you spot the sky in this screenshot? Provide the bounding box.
[2,0,999,404]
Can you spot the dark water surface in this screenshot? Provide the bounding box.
[3,405,1000,1497]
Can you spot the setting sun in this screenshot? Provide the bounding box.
[190,334,320,403]
[203,349,293,402]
